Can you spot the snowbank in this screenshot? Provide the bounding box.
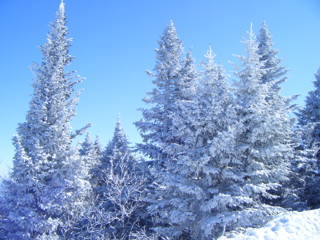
[218,209,320,240]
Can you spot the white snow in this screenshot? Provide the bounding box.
[218,209,320,240]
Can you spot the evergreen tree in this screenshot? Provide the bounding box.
[79,133,102,185]
[104,115,131,162]
[147,51,199,239]
[257,21,300,208]
[298,68,320,157]
[189,47,238,239]
[82,116,148,239]
[297,67,320,208]
[135,22,192,237]
[135,20,184,163]
[93,115,132,191]
[149,47,237,239]
[1,1,90,239]
[257,22,314,210]
[281,124,315,210]
[230,26,292,229]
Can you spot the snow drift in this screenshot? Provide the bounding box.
[218,209,320,240]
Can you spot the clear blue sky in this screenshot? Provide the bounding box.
[0,0,319,177]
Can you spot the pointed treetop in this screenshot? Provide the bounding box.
[178,51,198,100]
[183,51,197,71]
[115,113,125,137]
[244,23,259,56]
[60,0,65,9]
[79,132,94,157]
[113,114,128,145]
[204,45,216,64]
[257,20,288,86]
[201,45,227,93]
[260,20,272,35]
[242,23,255,46]
[184,51,194,62]
[58,0,66,18]
[261,20,267,28]
[104,115,130,158]
[258,20,272,44]
[202,46,219,81]
[117,113,121,126]
[169,20,175,28]
[249,22,254,39]
[163,20,178,37]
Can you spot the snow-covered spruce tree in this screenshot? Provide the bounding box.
[134,22,189,238]
[281,124,315,210]
[296,67,320,209]
[257,21,300,208]
[104,116,131,165]
[298,68,320,158]
[148,46,237,240]
[189,47,238,239]
[230,26,292,229]
[80,116,148,239]
[257,22,311,210]
[147,51,199,238]
[135,20,183,163]
[1,1,91,239]
[79,133,102,186]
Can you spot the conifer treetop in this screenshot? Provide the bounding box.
[257,21,288,85]
[59,0,65,14]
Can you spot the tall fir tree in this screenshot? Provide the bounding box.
[257,22,305,210]
[188,47,238,239]
[135,20,184,163]
[147,50,199,239]
[230,26,292,229]
[135,23,187,238]
[148,47,237,239]
[1,1,90,239]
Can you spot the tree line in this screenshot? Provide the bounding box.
[0,2,319,239]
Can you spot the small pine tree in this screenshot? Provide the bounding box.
[79,133,102,185]
[82,116,148,239]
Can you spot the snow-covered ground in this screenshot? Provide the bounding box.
[218,209,320,240]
